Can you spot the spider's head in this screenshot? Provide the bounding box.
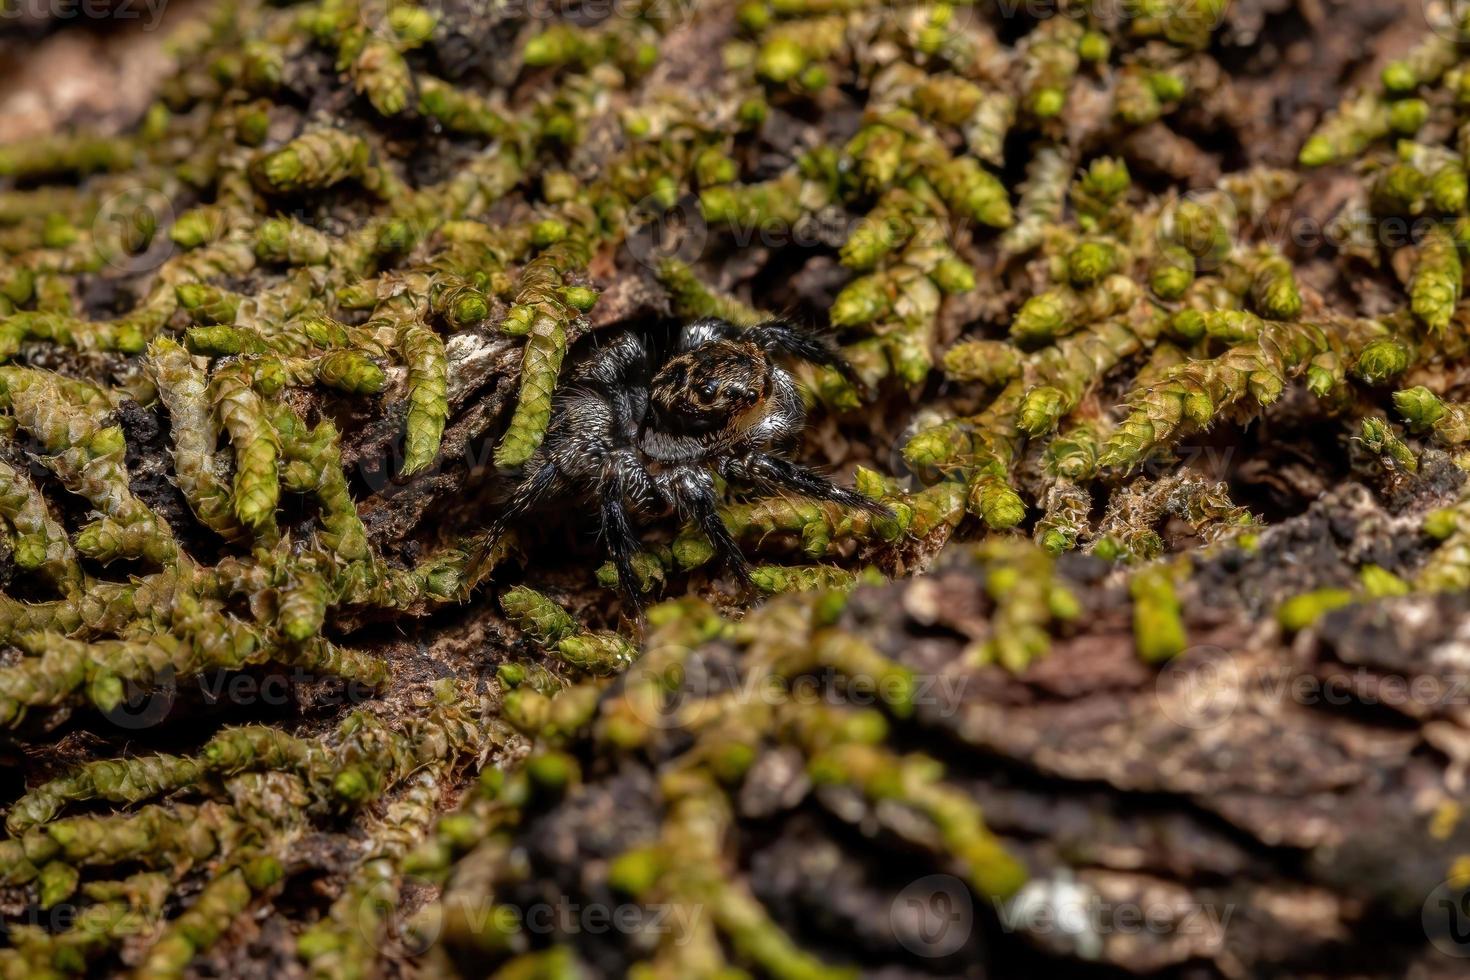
[648,339,773,440]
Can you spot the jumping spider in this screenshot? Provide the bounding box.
[474,317,888,601]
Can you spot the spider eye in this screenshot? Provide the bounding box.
[696,381,718,400]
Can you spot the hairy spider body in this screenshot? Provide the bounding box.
[472,317,886,601]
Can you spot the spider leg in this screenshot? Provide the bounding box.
[576,331,653,397]
[598,454,651,608]
[462,461,561,593]
[726,453,892,516]
[506,459,563,518]
[670,469,754,589]
[747,319,854,375]
[680,317,858,384]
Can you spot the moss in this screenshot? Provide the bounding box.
[2,0,1469,974]
[502,586,635,676]
[1130,563,1188,662]
[1277,589,1356,632]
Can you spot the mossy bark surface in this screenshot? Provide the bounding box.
[2,1,1470,978]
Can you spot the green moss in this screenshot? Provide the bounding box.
[1277,589,1356,632]
[1131,565,1188,663]
[0,0,1466,974]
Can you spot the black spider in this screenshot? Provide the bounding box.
[469,317,888,602]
